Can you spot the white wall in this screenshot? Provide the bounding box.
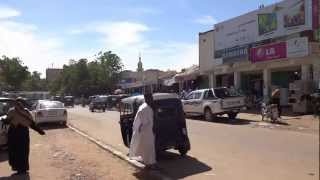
[199,30,215,74]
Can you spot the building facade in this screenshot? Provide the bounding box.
[200,0,320,104]
[46,68,63,83]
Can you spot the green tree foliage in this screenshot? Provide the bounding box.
[50,51,123,97]
[23,71,47,91]
[0,56,30,90]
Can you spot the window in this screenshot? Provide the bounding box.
[40,101,64,109]
[185,93,194,100]
[204,90,215,99]
[194,92,202,99]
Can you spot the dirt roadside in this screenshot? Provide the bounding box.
[0,126,157,180]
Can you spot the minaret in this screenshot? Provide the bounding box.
[137,53,144,81]
[137,53,143,72]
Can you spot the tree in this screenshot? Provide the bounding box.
[48,51,123,97]
[0,56,30,90]
[96,51,123,92]
[23,71,47,91]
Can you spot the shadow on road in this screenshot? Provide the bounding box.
[244,107,307,118]
[0,173,30,180]
[188,116,257,125]
[157,151,212,179]
[133,170,163,180]
[38,123,68,130]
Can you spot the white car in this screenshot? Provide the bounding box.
[33,100,67,125]
[0,97,14,148]
[182,87,246,121]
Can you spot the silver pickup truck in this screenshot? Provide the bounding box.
[182,87,246,121]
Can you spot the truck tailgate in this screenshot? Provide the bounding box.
[221,97,245,109]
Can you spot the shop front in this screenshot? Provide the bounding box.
[240,71,263,99]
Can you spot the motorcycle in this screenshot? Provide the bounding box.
[261,102,279,123]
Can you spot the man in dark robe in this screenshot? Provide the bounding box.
[5,98,45,175]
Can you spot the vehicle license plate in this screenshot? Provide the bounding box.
[48,111,57,116]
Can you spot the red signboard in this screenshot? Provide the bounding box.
[250,42,287,63]
[313,0,319,29]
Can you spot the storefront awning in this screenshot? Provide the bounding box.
[163,77,176,86]
[175,65,200,81]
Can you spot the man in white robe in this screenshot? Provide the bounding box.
[129,93,156,166]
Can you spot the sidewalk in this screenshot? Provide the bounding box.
[0,126,157,180]
[238,109,319,134]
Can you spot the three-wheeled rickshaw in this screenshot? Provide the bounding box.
[119,93,190,156]
[106,94,130,109]
[63,96,74,107]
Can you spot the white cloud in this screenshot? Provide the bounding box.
[0,19,94,77]
[95,22,150,48]
[194,15,217,25]
[0,6,21,19]
[79,21,198,72]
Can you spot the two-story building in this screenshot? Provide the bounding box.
[200,0,319,105]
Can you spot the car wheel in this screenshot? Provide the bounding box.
[228,112,238,120]
[91,109,94,112]
[61,121,67,126]
[204,108,213,121]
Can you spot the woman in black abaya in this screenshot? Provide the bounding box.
[5,98,45,175]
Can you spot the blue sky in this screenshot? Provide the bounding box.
[0,0,279,76]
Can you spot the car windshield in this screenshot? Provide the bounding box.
[94,97,107,102]
[40,101,64,109]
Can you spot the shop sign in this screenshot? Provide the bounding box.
[222,45,249,64]
[213,58,223,66]
[214,0,313,51]
[286,37,309,58]
[250,42,287,63]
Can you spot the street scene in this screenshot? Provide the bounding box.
[0,0,319,179]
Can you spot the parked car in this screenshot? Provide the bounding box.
[52,96,62,101]
[89,96,107,112]
[0,97,15,149]
[63,96,74,107]
[182,87,246,121]
[106,94,130,109]
[33,100,67,125]
[119,93,190,156]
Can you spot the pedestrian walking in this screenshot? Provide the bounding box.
[4,98,45,175]
[129,93,157,168]
[270,89,282,118]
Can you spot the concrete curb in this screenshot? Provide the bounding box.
[67,124,172,180]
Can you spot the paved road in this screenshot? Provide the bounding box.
[68,106,319,180]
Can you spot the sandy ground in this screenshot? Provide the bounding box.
[0,125,157,180]
[65,106,319,180]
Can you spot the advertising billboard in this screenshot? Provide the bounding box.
[215,45,249,63]
[214,0,313,52]
[250,42,287,63]
[258,13,277,35]
[283,0,306,28]
[250,37,309,63]
[286,37,309,58]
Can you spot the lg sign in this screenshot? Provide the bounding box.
[250,42,287,62]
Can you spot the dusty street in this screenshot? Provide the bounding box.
[0,125,157,180]
[67,106,319,180]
